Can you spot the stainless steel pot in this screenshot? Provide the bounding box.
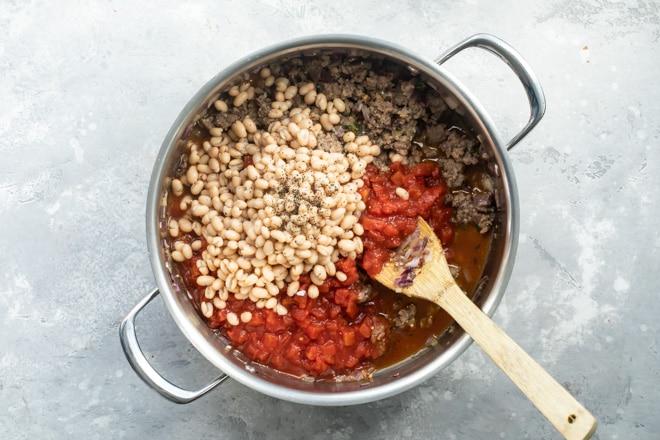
[120,33,545,405]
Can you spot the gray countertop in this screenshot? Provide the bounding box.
[1,1,658,439]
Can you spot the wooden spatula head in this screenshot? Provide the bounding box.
[374,217,459,304]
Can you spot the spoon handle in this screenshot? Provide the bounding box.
[437,284,597,440]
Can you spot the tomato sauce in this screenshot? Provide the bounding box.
[170,160,491,379]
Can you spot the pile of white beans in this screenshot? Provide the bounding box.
[167,66,381,323]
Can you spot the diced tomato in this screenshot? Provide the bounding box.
[345,354,359,368]
[335,258,359,286]
[411,161,437,176]
[360,245,392,277]
[439,224,454,246]
[346,301,359,319]
[321,341,337,357]
[256,349,270,363]
[279,331,292,346]
[263,333,279,352]
[285,343,302,360]
[264,312,280,332]
[226,327,249,345]
[327,302,341,319]
[290,308,308,322]
[292,294,308,310]
[325,320,339,333]
[334,288,351,307]
[360,214,385,231]
[245,343,261,361]
[358,318,372,338]
[248,310,265,327]
[390,170,405,186]
[271,354,286,369]
[341,328,356,346]
[303,322,324,340]
[312,357,328,373]
[382,221,401,238]
[428,205,455,246]
[305,344,320,361]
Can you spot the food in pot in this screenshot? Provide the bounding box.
[165,52,496,380]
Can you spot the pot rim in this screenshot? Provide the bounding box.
[145,33,520,405]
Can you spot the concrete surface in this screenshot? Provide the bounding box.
[1,1,658,439]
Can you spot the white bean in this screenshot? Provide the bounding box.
[197,275,215,287]
[171,179,184,196]
[214,100,228,112]
[297,129,310,147]
[268,109,283,119]
[338,239,357,253]
[227,312,239,326]
[240,311,253,323]
[200,302,213,318]
[225,230,241,241]
[265,297,278,309]
[168,219,179,237]
[299,82,315,95]
[233,91,248,107]
[232,121,247,139]
[284,85,298,100]
[308,285,319,299]
[191,204,209,217]
[315,93,327,111]
[252,287,269,299]
[243,117,257,133]
[320,114,333,131]
[182,244,193,260]
[340,214,358,230]
[325,261,336,276]
[313,264,327,281]
[395,187,410,200]
[186,166,199,184]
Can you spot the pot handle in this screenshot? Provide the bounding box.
[119,288,228,403]
[435,33,546,151]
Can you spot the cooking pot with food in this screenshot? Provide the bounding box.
[120,33,545,405]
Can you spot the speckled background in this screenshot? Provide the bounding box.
[1,1,658,439]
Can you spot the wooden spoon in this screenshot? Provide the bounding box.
[374,217,597,440]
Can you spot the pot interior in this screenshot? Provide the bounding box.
[147,35,518,405]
